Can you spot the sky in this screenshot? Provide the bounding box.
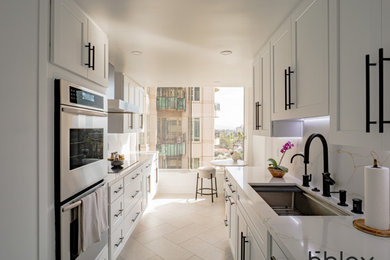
[214,87,244,130]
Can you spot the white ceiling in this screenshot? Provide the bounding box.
[76,0,301,88]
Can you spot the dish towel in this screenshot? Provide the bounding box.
[81,192,100,252]
[96,184,109,234]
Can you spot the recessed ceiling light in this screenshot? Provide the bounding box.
[220,50,232,55]
[131,50,142,55]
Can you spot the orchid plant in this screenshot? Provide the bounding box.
[268,141,294,173]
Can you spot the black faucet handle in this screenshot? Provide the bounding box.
[323,172,335,185]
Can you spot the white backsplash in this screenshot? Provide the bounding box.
[252,117,390,203]
[107,133,137,157]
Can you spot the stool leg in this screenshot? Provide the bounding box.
[210,174,214,203]
[195,173,199,200]
[215,176,218,198]
[201,178,203,196]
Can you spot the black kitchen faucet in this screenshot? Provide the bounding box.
[304,133,335,197]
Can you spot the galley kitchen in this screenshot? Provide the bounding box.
[2,0,390,260]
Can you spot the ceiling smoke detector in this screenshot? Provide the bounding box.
[131,50,143,55]
[220,50,232,56]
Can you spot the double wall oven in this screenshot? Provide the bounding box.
[55,79,108,260]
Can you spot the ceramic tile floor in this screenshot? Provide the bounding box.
[118,193,234,260]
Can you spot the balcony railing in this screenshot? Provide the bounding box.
[157,97,186,111]
[157,142,186,156]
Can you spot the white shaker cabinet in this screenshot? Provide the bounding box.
[51,0,88,77]
[87,19,109,87]
[237,208,266,260]
[271,19,293,120]
[329,0,383,148]
[270,0,329,121]
[378,1,390,149]
[253,44,271,136]
[51,0,109,87]
[290,0,329,118]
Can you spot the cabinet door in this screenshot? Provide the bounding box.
[230,200,238,259]
[259,44,271,136]
[381,1,390,148]
[253,55,261,134]
[237,210,248,260]
[271,19,292,120]
[139,88,145,114]
[128,81,136,105]
[51,0,88,77]
[291,0,329,118]
[87,19,109,87]
[224,191,231,238]
[329,0,382,148]
[247,227,266,260]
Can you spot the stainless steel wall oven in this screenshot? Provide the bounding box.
[55,79,108,259]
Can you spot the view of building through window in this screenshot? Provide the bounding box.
[147,86,244,169]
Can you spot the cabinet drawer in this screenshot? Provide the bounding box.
[123,199,142,237]
[110,225,124,258]
[109,180,124,203]
[124,187,142,216]
[109,196,124,229]
[124,168,142,186]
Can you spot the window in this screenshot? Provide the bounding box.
[214,87,244,160]
[145,87,244,169]
[191,158,200,169]
[191,87,200,101]
[192,118,200,142]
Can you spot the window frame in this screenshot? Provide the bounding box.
[192,117,201,143]
[191,87,201,102]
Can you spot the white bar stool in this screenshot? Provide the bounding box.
[195,166,218,203]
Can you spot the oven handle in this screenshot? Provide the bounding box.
[62,106,107,117]
[62,200,82,212]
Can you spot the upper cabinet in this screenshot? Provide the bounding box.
[270,19,293,120]
[253,44,271,136]
[329,0,385,149]
[270,0,329,121]
[290,0,329,118]
[253,43,303,137]
[108,72,145,133]
[51,0,109,87]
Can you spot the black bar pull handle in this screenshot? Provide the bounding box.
[378,48,390,132]
[84,43,92,68]
[365,54,377,132]
[284,69,288,110]
[288,66,295,109]
[91,45,96,70]
[240,232,248,260]
[255,102,262,129]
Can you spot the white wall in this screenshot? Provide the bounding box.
[0,1,39,259]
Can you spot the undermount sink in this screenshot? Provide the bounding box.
[250,185,350,216]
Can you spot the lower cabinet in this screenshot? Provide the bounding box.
[237,209,266,260]
[107,156,157,260]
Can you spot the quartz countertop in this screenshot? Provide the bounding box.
[226,166,390,260]
[105,152,156,185]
